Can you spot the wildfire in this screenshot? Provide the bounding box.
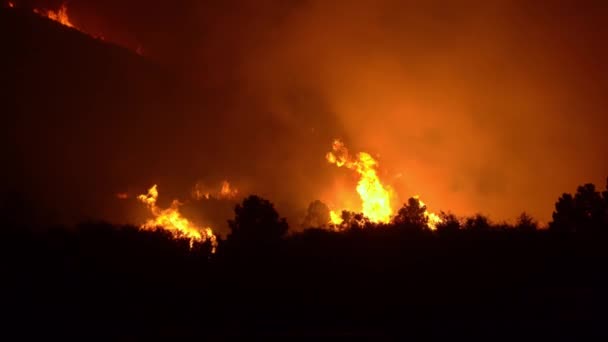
[326,139,393,223]
[192,180,238,200]
[219,181,238,199]
[137,185,217,251]
[326,139,442,230]
[34,3,74,28]
[414,195,442,231]
[329,211,343,225]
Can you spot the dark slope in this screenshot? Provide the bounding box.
[0,8,357,233]
[0,8,217,225]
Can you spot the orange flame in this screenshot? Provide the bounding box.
[34,4,74,28]
[219,180,238,199]
[137,185,217,251]
[329,210,343,225]
[326,139,393,223]
[8,1,15,8]
[192,180,238,200]
[326,139,442,230]
[413,195,442,230]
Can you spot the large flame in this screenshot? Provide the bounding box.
[137,185,217,251]
[329,210,343,225]
[326,139,393,223]
[34,4,74,28]
[326,139,442,230]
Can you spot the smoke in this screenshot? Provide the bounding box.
[6,0,608,230]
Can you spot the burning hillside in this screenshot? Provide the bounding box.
[33,3,74,28]
[5,1,139,52]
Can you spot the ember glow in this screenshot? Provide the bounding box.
[34,4,74,28]
[327,139,393,223]
[116,192,129,200]
[137,185,217,251]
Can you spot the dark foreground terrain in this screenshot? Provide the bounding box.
[2,215,607,340]
[2,181,608,340]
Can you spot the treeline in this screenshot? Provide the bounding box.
[1,179,607,339]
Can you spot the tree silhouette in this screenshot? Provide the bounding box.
[550,193,577,232]
[550,183,606,233]
[302,200,330,228]
[339,210,372,229]
[393,197,428,229]
[227,195,288,246]
[515,212,538,232]
[436,211,460,234]
[463,214,491,231]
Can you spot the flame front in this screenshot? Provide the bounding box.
[137,185,217,251]
[326,139,442,230]
[329,210,343,225]
[414,196,442,231]
[326,139,393,223]
[34,4,74,28]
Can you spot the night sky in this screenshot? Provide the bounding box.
[3,0,608,234]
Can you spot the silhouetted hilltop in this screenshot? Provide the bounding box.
[0,8,217,225]
[0,7,149,65]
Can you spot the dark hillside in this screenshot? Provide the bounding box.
[0,8,218,225]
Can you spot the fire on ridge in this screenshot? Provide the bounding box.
[33,3,74,28]
[6,1,142,53]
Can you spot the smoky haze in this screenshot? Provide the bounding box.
[4,0,608,233]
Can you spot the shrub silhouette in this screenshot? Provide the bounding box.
[463,214,491,231]
[436,211,461,234]
[550,183,606,233]
[515,212,538,232]
[227,195,288,246]
[393,197,428,230]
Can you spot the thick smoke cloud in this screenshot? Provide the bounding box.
[8,0,608,231]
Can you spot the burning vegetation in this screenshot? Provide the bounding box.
[326,139,393,224]
[192,180,239,200]
[137,184,217,251]
[326,139,442,230]
[33,3,74,28]
[4,1,135,52]
[127,140,445,247]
